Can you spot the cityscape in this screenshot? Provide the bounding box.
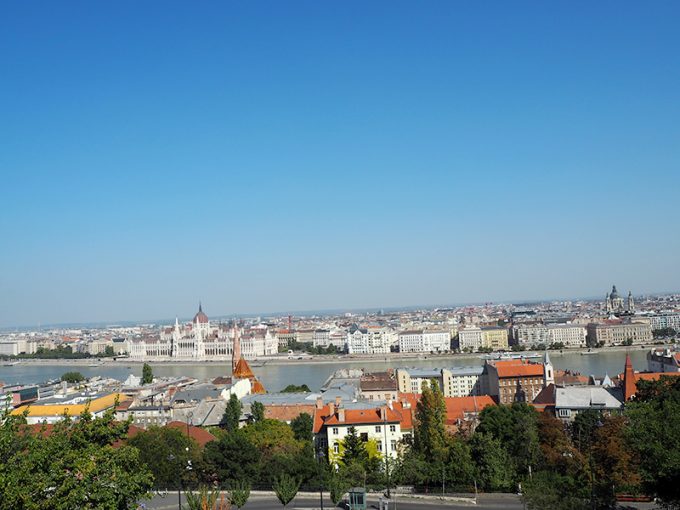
[2,2,680,510]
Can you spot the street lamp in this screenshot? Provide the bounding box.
[167,454,181,510]
[383,413,391,499]
[316,450,325,510]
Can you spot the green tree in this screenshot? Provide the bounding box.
[128,425,203,490]
[571,409,602,452]
[290,412,313,442]
[413,380,447,461]
[469,432,514,491]
[626,377,680,507]
[223,393,242,432]
[522,471,589,510]
[273,474,301,507]
[103,345,115,356]
[328,475,350,505]
[476,403,540,477]
[60,371,85,383]
[204,430,261,485]
[229,480,251,509]
[250,401,266,423]
[0,406,153,510]
[281,384,311,393]
[142,362,153,384]
[341,426,369,467]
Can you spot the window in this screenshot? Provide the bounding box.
[375,425,381,433]
[377,441,383,452]
[391,440,397,451]
[389,425,396,433]
[360,433,369,442]
[333,442,339,454]
[558,409,571,418]
[332,427,338,435]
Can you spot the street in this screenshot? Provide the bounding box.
[142,491,660,510]
[144,491,522,510]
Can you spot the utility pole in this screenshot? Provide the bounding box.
[383,413,390,498]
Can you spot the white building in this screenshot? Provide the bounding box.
[347,326,390,354]
[313,398,412,461]
[128,304,277,361]
[458,326,484,351]
[513,324,587,348]
[648,314,680,331]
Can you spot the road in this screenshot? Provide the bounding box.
[142,491,660,510]
[144,491,521,510]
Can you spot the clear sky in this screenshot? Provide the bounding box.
[1,2,679,327]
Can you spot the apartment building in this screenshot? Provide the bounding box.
[513,323,587,347]
[586,320,653,346]
[313,397,413,461]
[396,366,486,398]
[398,329,450,353]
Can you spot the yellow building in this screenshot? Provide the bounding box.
[11,392,130,425]
[481,327,509,350]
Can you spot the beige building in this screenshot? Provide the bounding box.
[396,366,486,398]
[481,327,509,350]
[587,320,653,346]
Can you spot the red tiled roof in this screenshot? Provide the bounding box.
[493,360,544,378]
[166,421,216,447]
[444,395,496,423]
[313,402,413,434]
[264,404,315,422]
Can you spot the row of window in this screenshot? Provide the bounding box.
[331,425,396,435]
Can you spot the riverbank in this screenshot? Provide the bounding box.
[7,343,657,367]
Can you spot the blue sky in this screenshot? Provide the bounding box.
[1,2,679,327]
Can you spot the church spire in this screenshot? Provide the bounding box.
[232,322,241,374]
[623,353,636,401]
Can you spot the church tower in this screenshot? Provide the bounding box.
[627,291,635,313]
[232,323,241,373]
[623,353,636,401]
[543,350,554,387]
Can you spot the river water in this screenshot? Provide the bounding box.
[0,348,649,392]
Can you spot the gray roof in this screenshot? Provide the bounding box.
[402,368,442,378]
[172,384,222,403]
[447,366,485,376]
[555,386,623,410]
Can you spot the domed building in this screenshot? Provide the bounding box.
[128,303,278,362]
[605,285,635,315]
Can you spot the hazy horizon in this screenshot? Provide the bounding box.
[2,2,679,328]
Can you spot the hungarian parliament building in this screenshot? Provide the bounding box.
[128,304,278,361]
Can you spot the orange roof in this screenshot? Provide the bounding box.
[313,402,412,434]
[264,404,315,422]
[166,421,217,447]
[493,360,544,378]
[251,379,266,394]
[397,392,495,424]
[232,357,255,379]
[444,396,496,424]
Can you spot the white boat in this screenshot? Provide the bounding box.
[2,361,20,366]
[581,350,598,356]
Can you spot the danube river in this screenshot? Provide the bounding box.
[0,348,650,392]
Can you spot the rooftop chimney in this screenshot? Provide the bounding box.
[328,402,335,417]
[380,406,387,421]
[338,408,345,422]
[335,396,342,407]
[316,396,323,410]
